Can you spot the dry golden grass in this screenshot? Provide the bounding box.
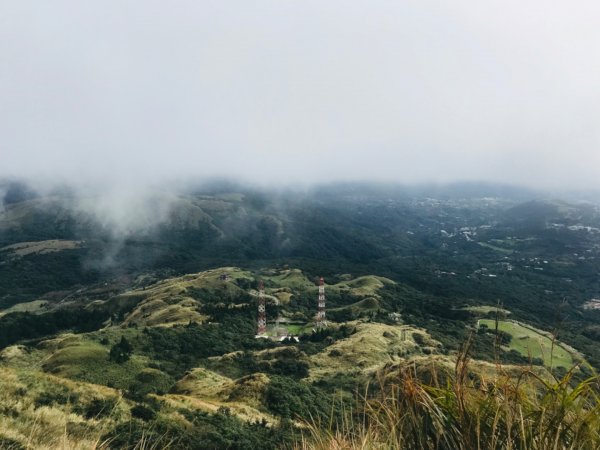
[263,270,395,299]
[115,267,253,327]
[172,367,231,397]
[298,339,600,450]
[0,366,127,449]
[309,321,441,381]
[332,276,395,298]
[122,298,206,328]
[168,367,275,425]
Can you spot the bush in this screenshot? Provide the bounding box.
[130,404,156,422]
[34,391,67,408]
[412,332,426,346]
[103,413,293,450]
[127,369,174,400]
[109,336,133,363]
[34,388,77,408]
[264,376,337,420]
[270,359,309,378]
[74,397,118,419]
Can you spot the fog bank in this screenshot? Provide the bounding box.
[2,1,600,189]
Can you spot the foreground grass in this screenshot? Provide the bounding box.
[298,342,600,450]
[0,366,126,449]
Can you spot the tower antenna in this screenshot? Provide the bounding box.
[256,280,267,336]
[316,276,326,328]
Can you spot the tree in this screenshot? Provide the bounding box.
[109,336,133,363]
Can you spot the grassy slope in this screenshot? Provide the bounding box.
[308,321,441,380]
[0,365,127,449]
[479,319,575,368]
[42,337,150,389]
[168,368,275,424]
[0,265,594,448]
[0,300,48,317]
[117,267,253,327]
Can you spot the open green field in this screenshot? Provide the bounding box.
[479,320,575,368]
[283,323,312,335]
[263,323,311,336]
[0,300,47,317]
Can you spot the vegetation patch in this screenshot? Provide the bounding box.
[332,275,395,298]
[0,240,83,258]
[41,335,149,389]
[262,269,314,290]
[172,368,232,398]
[122,298,206,328]
[0,300,48,317]
[301,355,600,450]
[328,297,380,321]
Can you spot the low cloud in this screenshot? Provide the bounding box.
[74,187,178,238]
[1,1,600,190]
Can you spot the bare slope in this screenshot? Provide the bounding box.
[309,321,441,380]
[116,267,253,327]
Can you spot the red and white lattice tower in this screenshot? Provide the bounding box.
[257,280,267,336]
[316,277,326,328]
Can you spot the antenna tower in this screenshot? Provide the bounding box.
[316,276,326,328]
[257,280,267,336]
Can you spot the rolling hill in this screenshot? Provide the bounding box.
[0,181,599,448]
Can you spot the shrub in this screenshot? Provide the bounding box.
[127,368,174,400]
[130,404,157,422]
[412,332,426,346]
[109,336,133,363]
[74,397,118,419]
[34,388,77,408]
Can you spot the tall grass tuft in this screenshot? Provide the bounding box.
[298,339,600,450]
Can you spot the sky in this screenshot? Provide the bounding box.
[1,1,600,190]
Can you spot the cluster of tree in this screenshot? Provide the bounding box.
[140,313,271,379]
[0,250,100,308]
[264,376,345,421]
[0,308,108,349]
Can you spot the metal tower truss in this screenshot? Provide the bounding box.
[256,280,267,336]
[316,276,327,328]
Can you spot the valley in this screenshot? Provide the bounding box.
[0,181,599,448]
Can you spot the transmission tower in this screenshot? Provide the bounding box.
[316,276,326,328]
[256,280,267,336]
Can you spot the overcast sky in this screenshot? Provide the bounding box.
[1,1,600,190]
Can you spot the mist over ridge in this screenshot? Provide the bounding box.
[2,174,598,247]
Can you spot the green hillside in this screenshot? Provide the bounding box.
[0,183,599,448]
